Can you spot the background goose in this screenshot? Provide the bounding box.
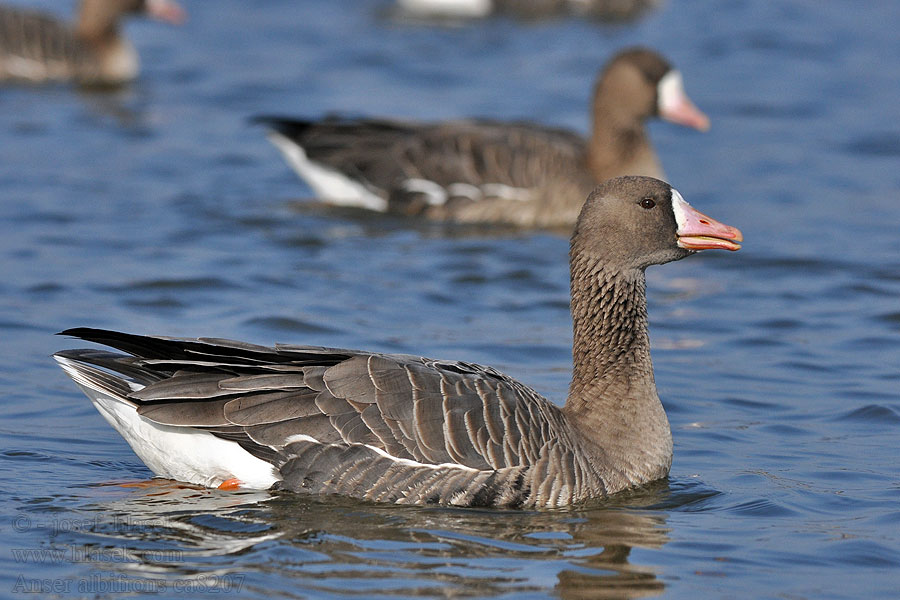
[0,0,185,86]
[255,48,709,228]
[394,0,662,23]
[54,177,742,508]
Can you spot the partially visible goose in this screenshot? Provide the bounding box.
[0,0,185,86]
[54,177,742,508]
[255,48,709,228]
[395,0,661,23]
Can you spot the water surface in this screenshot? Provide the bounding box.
[1,0,899,598]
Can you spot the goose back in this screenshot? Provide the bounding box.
[56,328,606,507]
[259,116,595,227]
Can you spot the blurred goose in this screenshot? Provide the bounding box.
[0,0,185,86]
[54,177,742,508]
[255,48,708,228]
[395,0,661,22]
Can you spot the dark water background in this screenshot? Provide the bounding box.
[1,0,899,597]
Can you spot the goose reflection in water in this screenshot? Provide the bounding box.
[61,478,691,598]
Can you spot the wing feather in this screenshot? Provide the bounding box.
[56,329,585,507]
[412,390,446,458]
[360,404,412,460]
[130,373,232,401]
[136,399,231,426]
[322,355,379,404]
[223,390,320,426]
[219,373,308,391]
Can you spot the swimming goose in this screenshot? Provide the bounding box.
[0,0,185,86]
[54,176,742,508]
[255,48,709,228]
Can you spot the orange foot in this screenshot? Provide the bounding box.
[217,477,242,491]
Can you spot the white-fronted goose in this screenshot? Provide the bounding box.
[256,48,708,228]
[395,0,661,23]
[0,0,185,86]
[54,177,742,508]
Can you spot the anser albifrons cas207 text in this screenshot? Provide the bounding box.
[395,0,661,23]
[255,48,709,228]
[54,177,742,508]
[0,0,185,86]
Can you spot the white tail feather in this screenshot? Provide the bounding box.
[266,132,388,212]
[54,355,279,490]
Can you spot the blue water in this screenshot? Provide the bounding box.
[1,0,899,598]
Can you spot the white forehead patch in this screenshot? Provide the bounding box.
[670,188,690,231]
[658,70,685,113]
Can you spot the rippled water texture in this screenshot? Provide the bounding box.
[1,0,899,598]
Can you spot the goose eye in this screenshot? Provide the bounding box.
[640,198,656,209]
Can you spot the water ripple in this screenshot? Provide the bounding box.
[101,277,237,292]
[837,404,900,424]
[842,132,900,157]
[244,316,341,335]
[726,497,799,518]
